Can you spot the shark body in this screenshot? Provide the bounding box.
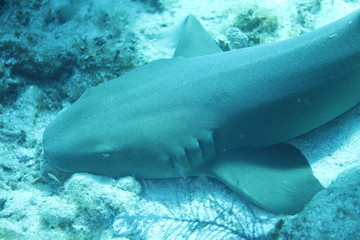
[44,11,360,214]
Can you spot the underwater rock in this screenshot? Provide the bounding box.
[0,188,77,238]
[61,173,142,236]
[276,166,360,239]
[0,143,24,190]
[226,27,250,49]
[295,0,323,28]
[0,0,139,106]
[39,196,77,230]
[232,6,279,45]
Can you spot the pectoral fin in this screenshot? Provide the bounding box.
[209,143,324,215]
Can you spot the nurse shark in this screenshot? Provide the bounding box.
[43,10,360,214]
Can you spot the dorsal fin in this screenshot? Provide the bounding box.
[156,15,222,58]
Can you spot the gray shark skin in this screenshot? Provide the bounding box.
[44,11,360,214]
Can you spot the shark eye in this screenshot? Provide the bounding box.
[95,144,114,158]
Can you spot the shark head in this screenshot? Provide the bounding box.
[43,89,127,177]
[43,83,183,178]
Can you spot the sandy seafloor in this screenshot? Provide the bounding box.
[0,0,360,239]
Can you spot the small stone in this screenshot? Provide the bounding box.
[226,27,250,49]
